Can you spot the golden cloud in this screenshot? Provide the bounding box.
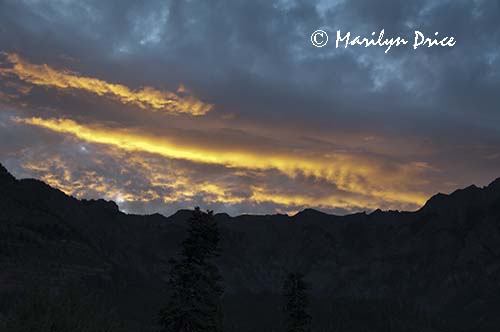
[19,149,397,214]
[15,116,430,209]
[0,53,212,115]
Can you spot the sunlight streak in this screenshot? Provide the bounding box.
[0,53,212,115]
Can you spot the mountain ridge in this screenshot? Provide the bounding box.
[4,162,500,219]
[2,162,500,331]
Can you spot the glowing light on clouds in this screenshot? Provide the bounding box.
[14,116,429,209]
[0,53,212,116]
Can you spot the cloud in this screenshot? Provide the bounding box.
[13,116,431,209]
[0,0,499,215]
[0,53,212,116]
[9,130,418,216]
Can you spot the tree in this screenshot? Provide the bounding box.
[282,272,311,332]
[160,208,223,332]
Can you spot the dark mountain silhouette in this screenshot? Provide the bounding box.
[1,163,500,331]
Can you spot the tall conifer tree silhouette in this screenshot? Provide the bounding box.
[160,208,223,332]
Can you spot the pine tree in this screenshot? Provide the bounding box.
[160,208,223,332]
[282,272,311,332]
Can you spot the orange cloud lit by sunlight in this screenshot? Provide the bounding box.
[20,150,399,214]
[15,116,430,210]
[124,153,402,211]
[0,53,213,115]
[21,154,243,205]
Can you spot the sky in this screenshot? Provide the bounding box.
[0,0,499,216]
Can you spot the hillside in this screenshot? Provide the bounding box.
[1,163,500,331]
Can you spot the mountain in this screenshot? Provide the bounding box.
[1,163,500,331]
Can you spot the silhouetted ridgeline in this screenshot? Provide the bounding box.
[1,163,500,331]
